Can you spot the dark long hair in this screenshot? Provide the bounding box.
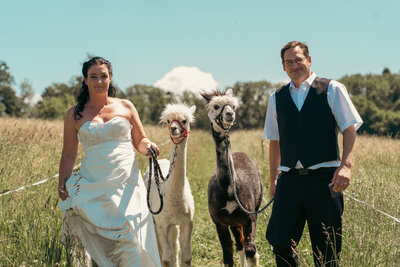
[74,57,117,120]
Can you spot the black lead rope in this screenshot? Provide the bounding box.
[224,138,274,215]
[146,146,178,215]
[147,147,164,215]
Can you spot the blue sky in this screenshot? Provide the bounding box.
[1,0,399,94]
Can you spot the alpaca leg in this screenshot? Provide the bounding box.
[157,224,175,267]
[238,249,247,267]
[243,220,259,267]
[179,221,193,266]
[216,223,234,267]
[169,225,179,267]
[246,252,259,267]
[154,221,163,264]
[231,225,246,267]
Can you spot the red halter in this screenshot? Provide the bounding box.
[169,119,190,145]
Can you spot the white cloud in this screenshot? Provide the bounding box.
[153,66,219,95]
[24,93,42,106]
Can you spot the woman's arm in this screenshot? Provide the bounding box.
[58,107,79,200]
[124,100,159,156]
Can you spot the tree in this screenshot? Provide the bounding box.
[125,85,173,124]
[0,61,21,117]
[0,61,14,87]
[339,74,365,96]
[340,69,400,136]
[19,78,35,117]
[230,81,273,129]
[180,91,210,130]
[35,94,75,119]
[382,67,391,75]
[35,81,78,119]
[0,102,6,116]
[0,85,22,117]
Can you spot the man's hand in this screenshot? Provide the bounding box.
[330,165,351,192]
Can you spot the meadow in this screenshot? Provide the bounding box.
[0,117,399,266]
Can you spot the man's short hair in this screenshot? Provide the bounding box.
[281,41,309,61]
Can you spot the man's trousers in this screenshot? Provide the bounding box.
[266,167,343,266]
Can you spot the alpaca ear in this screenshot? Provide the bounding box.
[226,88,233,96]
[189,105,196,114]
[200,92,211,103]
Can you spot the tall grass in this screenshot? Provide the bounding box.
[0,118,399,266]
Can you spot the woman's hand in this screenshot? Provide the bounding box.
[146,142,160,157]
[58,182,69,200]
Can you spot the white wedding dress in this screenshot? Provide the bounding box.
[59,116,161,267]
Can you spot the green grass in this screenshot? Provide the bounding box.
[0,118,399,266]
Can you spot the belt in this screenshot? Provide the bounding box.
[287,167,336,176]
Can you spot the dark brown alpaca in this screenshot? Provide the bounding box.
[202,89,263,267]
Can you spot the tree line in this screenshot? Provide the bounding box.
[1,60,399,136]
[339,68,400,136]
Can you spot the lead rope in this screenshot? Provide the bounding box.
[146,145,178,215]
[224,138,274,215]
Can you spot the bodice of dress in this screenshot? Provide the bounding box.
[77,116,137,183]
[78,116,132,147]
[59,116,141,211]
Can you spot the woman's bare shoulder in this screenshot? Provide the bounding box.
[65,105,77,119]
[118,98,134,108]
[109,98,136,121]
[63,105,80,132]
[113,98,136,113]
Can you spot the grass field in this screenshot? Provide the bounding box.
[0,117,399,266]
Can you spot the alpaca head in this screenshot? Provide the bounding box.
[160,103,196,144]
[201,89,240,133]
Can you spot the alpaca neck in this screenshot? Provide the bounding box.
[169,138,188,195]
[211,126,235,181]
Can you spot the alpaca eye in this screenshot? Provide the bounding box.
[182,120,187,124]
[167,120,170,124]
[233,105,236,109]
[214,105,220,110]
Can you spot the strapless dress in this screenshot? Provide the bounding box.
[59,116,161,267]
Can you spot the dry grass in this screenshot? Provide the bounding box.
[0,117,399,266]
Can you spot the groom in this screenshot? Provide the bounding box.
[263,41,363,266]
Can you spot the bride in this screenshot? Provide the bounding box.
[58,57,161,266]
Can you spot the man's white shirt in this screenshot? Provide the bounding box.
[263,72,363,171]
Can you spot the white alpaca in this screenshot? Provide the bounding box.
[145,103,196,267]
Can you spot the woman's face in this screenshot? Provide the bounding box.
[84,64,112,95]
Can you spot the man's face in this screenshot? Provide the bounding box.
[282,46,312,86]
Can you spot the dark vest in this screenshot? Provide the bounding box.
[276,77,340,168]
